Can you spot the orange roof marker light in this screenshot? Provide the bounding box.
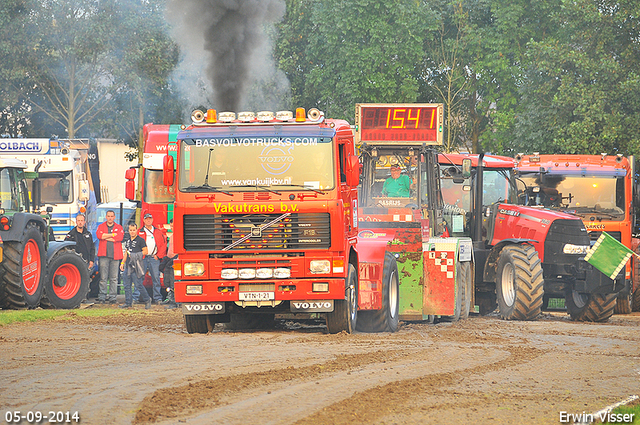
[206,109,217,124]
[295,107,306,122]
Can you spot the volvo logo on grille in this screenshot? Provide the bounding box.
[251,226,262,237]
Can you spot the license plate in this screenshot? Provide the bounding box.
[239,292,274,301]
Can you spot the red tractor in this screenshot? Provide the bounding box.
[439,153,620,322]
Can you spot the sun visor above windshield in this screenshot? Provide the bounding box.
[178,124,336,141]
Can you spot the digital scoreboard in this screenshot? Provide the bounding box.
[355,103,443,145]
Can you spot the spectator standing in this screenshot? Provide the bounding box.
[96,210,124,304]
[119,223,150,309]
[64,213,95,270]
[139,213,167,303]
[160,219,178,308]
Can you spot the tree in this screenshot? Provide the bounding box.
[513,0,640,155]
[297,0,437,121]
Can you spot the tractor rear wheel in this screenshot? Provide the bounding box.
[357,252,399,332]
[460,261,473,320]
[184,315,213,334]
[326,263,358,334]
[495,244,543,320]
[565,290,616,322]
[43,248,90,309]
[0,225,46,309]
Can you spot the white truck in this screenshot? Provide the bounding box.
[0,138,95,240]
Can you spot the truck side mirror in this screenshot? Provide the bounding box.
[125,168,136,180]
[125,180,136,201]
[163,155,174,187]
[59,179,70,199]
[462,159,472,178]
[345,154,360,187]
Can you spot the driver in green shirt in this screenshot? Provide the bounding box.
[382,164,413,197]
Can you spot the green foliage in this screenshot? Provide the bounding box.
[278,0,437,122]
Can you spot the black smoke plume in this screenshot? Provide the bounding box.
[166,0,286,112]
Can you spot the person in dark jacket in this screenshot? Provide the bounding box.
[64,213,95,270]
[119,223,150,309]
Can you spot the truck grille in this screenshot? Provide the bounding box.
[588,231,621,243]
[183,213,331,251]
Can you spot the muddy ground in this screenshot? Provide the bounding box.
[0,306,639,425]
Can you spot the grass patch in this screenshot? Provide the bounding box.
[0,308,135,326]
[599,398,640,424]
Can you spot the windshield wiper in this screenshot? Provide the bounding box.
[271,184,326,194]
[231,185,281,195]
[183,184,232,196]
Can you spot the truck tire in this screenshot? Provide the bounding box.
[326,263,358,334]
[565,290,616,322]
[43,248,90,309]
[225,313,275,330]
[633,286,640,312]
[614,293,632,314]
[495,244,543,320]
[357,252,399,333]
[0,225,46,309]
[460,261,473,320]
[185,315,213,334]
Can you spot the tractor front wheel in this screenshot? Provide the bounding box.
[43,248,90,309]
[565,290,616,322]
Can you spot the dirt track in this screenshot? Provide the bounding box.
[1,308,639,425]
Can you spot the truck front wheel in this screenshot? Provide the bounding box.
[357,252,399,333]
[184,315,214,334]
[0,225,46,309]
[326,263,358,334]
[495,244,543,320]
[565,290,616,322]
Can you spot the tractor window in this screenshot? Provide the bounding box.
[482,170,511,207]
[0,169,19,211]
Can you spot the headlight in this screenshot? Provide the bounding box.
[239,268,256,279]
[273,268,291,279]
[184,262,205,276]
[186,285,203,295]
[310,260,331,274]
[563,244,590,255]
[256,268,274,279]
[221,269,239,279]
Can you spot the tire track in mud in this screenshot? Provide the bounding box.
[134,335,543,424]
[294,345,545,425]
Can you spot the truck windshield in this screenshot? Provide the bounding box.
[30,171,73,204]
[518,173,625,218]
[144,170,175,203]
[178,137,335,192]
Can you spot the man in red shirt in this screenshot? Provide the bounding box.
[139,213,167,303]
[96,210,124,303]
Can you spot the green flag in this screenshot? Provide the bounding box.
[583,232,634,280]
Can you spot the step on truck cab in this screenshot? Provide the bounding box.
[164,108,368,334]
